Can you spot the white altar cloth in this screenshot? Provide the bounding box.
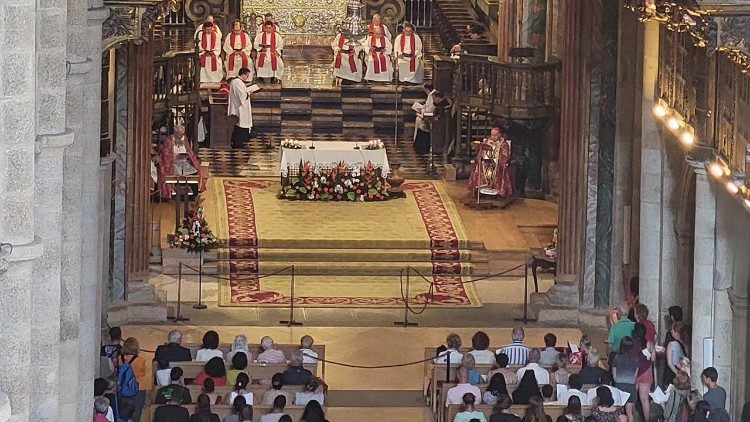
[278,141,390,177]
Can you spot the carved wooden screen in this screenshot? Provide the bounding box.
[658,26,675,105]
[716,53,737,164]
[738,71,750,172]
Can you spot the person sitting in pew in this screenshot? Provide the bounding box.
[523,395,552,422]
[578,350,610,386]
[258,336,287,364]
[295,377,326,406]
[156,357,173,387]
[513,370,541,405]
[541,385,555,405]
[262,373,294,406]
[551,354,572,388]
[223,395,248,422]
[227,334,251,362]
[195,357,227,387]
[301,400,327,422]
[299,335,319,364]
[484,373,511,405]
[260,395,287,422]
[155,330,192,363]
[155,367,192,405]
[497,327,532,366]
[226,353,249,387]
[469,331,496,365]
[590,387,627,422]
[446,367,481,408]
[196,331,223,362]
[558,374,589,406]
[454,392,487,422]
[487,353,517,387]
[202,378,222,405]
[490,394,521,422]
[516,349,550,386]
[540,333,561,366]
[283,350,313,385]
[190,393,220,422]
[94,396,110,422]
[224,373,253,405]
[154,391,190,422]
[279,415,292,422]
[239,406,254,422]
[559,396,584,422]
[435,333,464,364]
[459,354,482,385]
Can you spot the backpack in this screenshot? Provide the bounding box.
[117,355,140,398]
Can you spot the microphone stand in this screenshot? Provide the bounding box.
[168,262,190,321]
[279,266,303,326]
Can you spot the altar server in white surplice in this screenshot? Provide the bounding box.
[194,15,222,41]
[394,22,424,83]
[364,26,393,82]
[198,22,224,84]
[366,14,392,41]
[256,13,280,34]
[228,67,255,148]
[254,21,284,81]
[331,32,363,82]
[224,21,254,79]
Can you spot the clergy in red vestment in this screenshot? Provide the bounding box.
[224,21,254,79]
[467,127,514,198]
[394,22,424,83]
[331,32,363,82]
[254,21,284,81]
[156,125,205,199]
[198,22,224,84]
[365,14,392,40]
[363,26,393,82]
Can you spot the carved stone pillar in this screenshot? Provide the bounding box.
[125,40,156,286]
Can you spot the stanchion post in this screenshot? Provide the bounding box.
[280,265,303,326]
[513,259,537,324]
[169,262,190,322]
[394,266,419,327]
[193,248,207,309]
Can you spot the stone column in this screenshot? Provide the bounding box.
[497,0,517,61]
[689,168,717,386]
[76,5,109,420]
[0,0,39,417]
[729,292,750,420]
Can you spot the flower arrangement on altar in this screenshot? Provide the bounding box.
[363,139,385,150]
[280,160,390,201]
[281,139,305,149]
[167,201,220,253]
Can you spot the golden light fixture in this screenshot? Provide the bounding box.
[652,103,667,118]
[680,130,694,146]
[667,117,681,131]
[708,161,726,178]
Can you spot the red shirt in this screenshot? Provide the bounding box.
[643,320,657,344]
[194,372,227,387]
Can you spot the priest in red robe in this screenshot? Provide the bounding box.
[224,21,254,79]
[364,26,393,82]
[394,22,424,83]
[468,127,513,198]
[156,125,205,199]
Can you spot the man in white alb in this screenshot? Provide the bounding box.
[254,21,284,82]
[394,22,424,83]
[194,15,222,40]
[228,67,255,148]
[364,26,393,82]
[331,31,363,83]
[257,13,280,33]
[197,22,224,84]
[224,21,254,79]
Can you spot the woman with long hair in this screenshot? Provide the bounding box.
[195,356,227,387]
[190,393,220,422]
[561,396,583,422]
[454,392,487,422]
[522,396,551,422]
[120,337,147,422]
[224,372,253,405]
[484,373,511,405]
[664,321,689,387]
[513,370,541,405]
[222,395,247,422]
[611,336,638,421]
[632,323,654,420]
[226,334,251,362]
[301,399,328,422]
[196,331,223,362]
[591,387,626,422]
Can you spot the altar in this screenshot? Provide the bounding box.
[277,140,392,201]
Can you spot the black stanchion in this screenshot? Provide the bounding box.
[193,248,207,309]
[280,266,303,326]
[513,260,537,324]
[395,267,418,327]
[169,262,190,322]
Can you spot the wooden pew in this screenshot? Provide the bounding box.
[182,343,325,363]
[159,361,317,383]
[146,404,316,422]
[148,384,307,405]
[446,404,593,422]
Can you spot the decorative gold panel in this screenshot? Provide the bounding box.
[242,0,348,35]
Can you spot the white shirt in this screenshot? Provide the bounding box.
[496,341,532,366]
[445,383,481,407]
[227,77,253,129]
[156,368,172,386]
[558,388,589,405]
[469,350,496,365]
[587,384,625,406]
[454,411,487,422]
[260,413,284,422]
[516,363,550,385]
[300,348,319,364]
[294,391,325,406]
[195,348,224,362]
[435,348,463,364]
[228,391,254,405]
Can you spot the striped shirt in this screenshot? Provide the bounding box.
[496,341,532,365]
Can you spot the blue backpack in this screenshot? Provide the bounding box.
[117,355,140,398]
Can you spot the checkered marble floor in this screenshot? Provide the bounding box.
[198,134,444,180]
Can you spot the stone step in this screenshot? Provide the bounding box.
[225,260,475,276]
[221,247,484,262]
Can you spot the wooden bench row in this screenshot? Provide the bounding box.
[144,404,318,422]
[178,343,325,363]
[446,404,592,422]
[148,384,320,406]
[155,361,318,383]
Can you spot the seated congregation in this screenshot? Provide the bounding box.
[432,304,730,422]
[95,329,328,422]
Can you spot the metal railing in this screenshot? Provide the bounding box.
[405,0,433,28]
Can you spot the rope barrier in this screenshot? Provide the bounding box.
[302,352,439,369]
[180,263,294,281]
